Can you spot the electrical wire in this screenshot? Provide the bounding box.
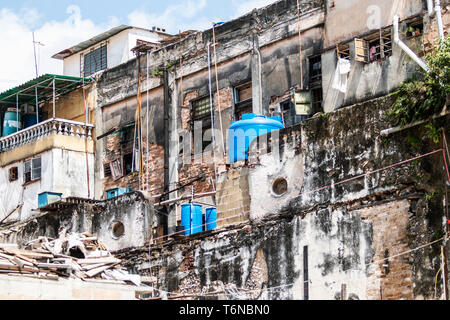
[133,149,449,298]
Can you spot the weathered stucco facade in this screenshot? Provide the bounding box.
[0,0,449,300]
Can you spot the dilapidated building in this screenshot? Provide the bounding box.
[0,0,449,300]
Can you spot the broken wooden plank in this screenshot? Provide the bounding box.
[76,257,120,265]
[37,263,73,269]
[4,249,53,259]
[85,264,116,278]
[82,263,110,271]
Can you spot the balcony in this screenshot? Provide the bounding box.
[0,118,94,153]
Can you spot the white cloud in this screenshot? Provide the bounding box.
[231,0,277,18]
[127,0,210,34]
[0,6,115,92]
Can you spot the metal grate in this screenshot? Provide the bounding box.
[83,44,107,77]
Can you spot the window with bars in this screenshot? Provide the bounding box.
[354,29,392,63]
[82,44,107,77]
[104,163,112,178]
[191,96,213,154]
[24,157,41,183]
[234,82,253,121]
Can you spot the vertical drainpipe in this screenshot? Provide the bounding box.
[434,0,445,41]
[163,67,170,234]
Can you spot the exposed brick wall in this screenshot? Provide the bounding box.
[181,90,198,132]
[216,165,251,228]
[103,134,164,197]
[214,88,233,112]
[424,6,450,53]
[178,154,216,195]
[357,200,414,300]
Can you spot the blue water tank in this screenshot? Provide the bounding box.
[38,192,63,208]
[23,113,38,129]
[181,204,203,235]
[106,188,132,199]
[2,110,22,136]
[228,113,284,163]
[205,208,217,231]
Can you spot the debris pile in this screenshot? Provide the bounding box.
[0,229,141,286]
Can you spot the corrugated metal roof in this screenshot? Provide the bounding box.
[51,25,132,60]
[0,74,92,105]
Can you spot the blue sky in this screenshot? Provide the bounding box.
[0,0,275,91]
[3,0,237,32]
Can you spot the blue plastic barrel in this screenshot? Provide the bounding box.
[2,110,21,136]
[228,113,284,163]
[181,204,203,235]
[205,208,217,231]
[23,113,38,129]
[38,192,63,208]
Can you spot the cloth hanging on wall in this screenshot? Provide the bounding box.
[332,58,351,93]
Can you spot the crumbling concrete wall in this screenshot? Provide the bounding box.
[0,192,156,252]
[114,95,449,300]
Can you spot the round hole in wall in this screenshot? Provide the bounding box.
[272,177,288,197]
[111,221,125,239]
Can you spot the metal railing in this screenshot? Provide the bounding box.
[0,118,94,152]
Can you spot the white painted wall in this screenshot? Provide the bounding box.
[63,28,164,77]
[0,149,94,222]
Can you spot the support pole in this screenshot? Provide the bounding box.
[16,94,19,133]
[82,74,91,199]
[146,52,150,192]
[442,244,449,300]
[212,23,226,156]
[35,86,39,123]
[207,43,218,184]
[52,78,56,118]
[297,0,304,89]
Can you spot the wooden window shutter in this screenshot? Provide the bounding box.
[110,159,123,180]
[354,38,369,62]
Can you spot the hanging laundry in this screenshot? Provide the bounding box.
[332,58,351,93]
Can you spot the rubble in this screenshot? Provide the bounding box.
[0,229,141,286]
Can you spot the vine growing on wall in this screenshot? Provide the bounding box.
[386,37,449,136]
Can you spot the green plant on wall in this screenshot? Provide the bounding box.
[386,37,449,130]
[424,122,442,144]
[152,69,163,77]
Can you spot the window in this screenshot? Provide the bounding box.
[82,44,107,77]
[233,82,253,120]
[120,125,136,145]
[309,56,322,88]
[104,163,112,178]
[406,20,424,38]
[123,153,136,175]
[24,157,41,183]
[311,87,323,114]
[336,43,350,59]
[355,29,392,63]
[191,96,213,154]
[9,167,18,182]
[280,100,295,127]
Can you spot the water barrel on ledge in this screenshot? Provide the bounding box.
[181,204,203,236]
[228,113,284,163]
[2,108,22,136]
[205,207,217,231]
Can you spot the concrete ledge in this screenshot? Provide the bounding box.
[0,134,94,167]
[0,274,148,300]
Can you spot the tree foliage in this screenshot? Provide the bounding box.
[387,37,449,127]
